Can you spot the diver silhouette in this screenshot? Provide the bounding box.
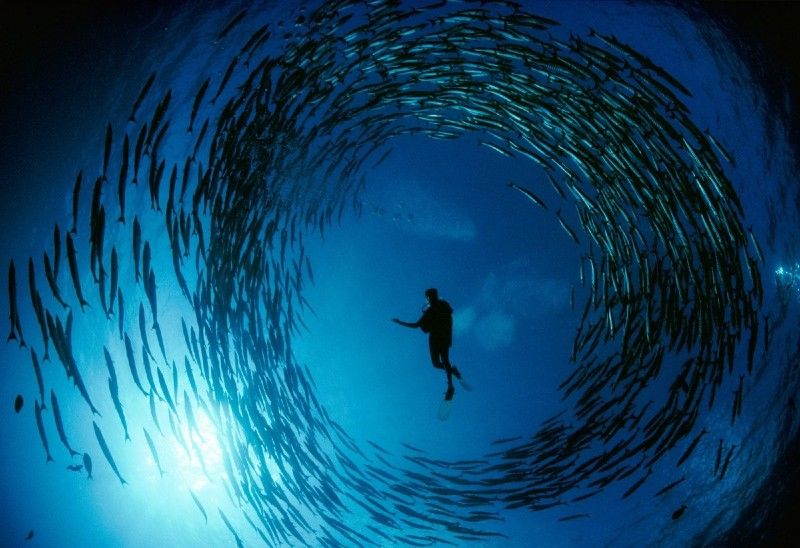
[393,288,462,401]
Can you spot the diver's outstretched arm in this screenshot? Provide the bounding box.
[392,318,419,329]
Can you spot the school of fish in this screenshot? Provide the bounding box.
[5,0,767,544]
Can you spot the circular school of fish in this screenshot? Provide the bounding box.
[5,0,782,545]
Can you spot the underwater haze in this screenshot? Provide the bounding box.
[1,0,799,546]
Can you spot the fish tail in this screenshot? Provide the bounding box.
[118,215,125,224]
[125,432,131,442]
[7,331,17,342]
[46,455,54,463]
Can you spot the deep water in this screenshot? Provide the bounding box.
[1,1,798,546]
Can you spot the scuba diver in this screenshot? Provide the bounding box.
[393,288,463,401]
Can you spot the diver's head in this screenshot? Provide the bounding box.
[425,288,438,302]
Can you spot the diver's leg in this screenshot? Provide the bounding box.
[429,338,444,369]
[441,347,461,379]
[432,341,454,400]
[443,350,455,401]
[442,347,454,387]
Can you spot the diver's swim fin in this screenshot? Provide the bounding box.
[437,399,452,421]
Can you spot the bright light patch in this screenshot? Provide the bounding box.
[171,408,224,492]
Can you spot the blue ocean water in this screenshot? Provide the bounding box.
[1,1,798,546]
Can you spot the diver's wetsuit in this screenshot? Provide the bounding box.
[393,291,462,399]
[418,299,457,386]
